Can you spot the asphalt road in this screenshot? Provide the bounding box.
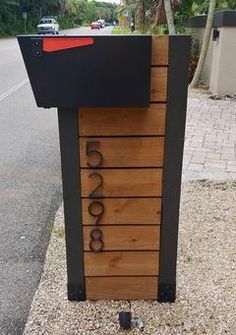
[0,26,112,335]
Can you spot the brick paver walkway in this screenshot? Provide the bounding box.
[182,89,236,181]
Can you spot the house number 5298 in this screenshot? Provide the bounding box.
[86,140,104,252]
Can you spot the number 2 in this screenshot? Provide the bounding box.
[89,171,103,197]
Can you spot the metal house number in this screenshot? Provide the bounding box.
[86,141,104,252]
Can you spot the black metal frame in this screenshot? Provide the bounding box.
[58,108,85,300]
[51,36,190,303]
[214,10,236,27]
[158,35,191,302]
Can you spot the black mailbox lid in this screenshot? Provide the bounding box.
[17,35,152,108]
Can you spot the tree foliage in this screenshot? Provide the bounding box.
[0,0,117,36]
[175,0,236,31]
[117,0,236,33]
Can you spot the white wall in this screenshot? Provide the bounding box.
[210,28,236,95]
[187,26,236,95]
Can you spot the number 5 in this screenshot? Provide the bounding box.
[86,141,103,168]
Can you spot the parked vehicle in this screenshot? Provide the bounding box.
[37,17,59,35]
[97,19,105,28]
[91,22,101,30]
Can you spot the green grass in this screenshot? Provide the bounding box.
[53,226,65,239]
[49,221,65,239]
[112,26,131,34]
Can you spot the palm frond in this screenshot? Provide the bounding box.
[116,3,136,16]
[151,0,166,25]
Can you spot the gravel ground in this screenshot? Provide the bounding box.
[23,181,236,335]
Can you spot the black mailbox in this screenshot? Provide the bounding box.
[17,35,151,108]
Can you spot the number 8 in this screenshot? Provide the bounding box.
[89,228,104,252]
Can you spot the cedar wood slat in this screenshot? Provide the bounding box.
[150,68,168,102]
[84,251,159,276]
[151,35,169,66]
[82,198,161,225]
[81,168,162,198]
[86,276,158,300]
[80,137,164,168]
[83,225,160,251]
[79,104,166,136]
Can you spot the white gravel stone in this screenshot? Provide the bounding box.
[23,181,236,335]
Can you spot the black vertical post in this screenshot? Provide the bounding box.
[58,108,85,301]
[158,35,191,302]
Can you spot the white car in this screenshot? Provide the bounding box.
[37,18,59,35]
[97,19,105,28]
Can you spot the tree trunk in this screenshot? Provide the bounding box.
[164,0,175,34]
[189,0,216,88]
[136,0,145,32]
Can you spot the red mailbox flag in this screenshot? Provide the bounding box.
[43,37,94,52]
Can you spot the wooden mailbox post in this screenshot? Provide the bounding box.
[18,34,190,302]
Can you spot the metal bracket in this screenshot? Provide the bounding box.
[158,283,176,302]
[212,29,220,41]
[31,38,43,57]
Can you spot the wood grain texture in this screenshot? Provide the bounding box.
[152,36,169,66]
[82,198,161,225]
[86,276,158,300]
[84,251,159,276]
[81,168,162,197]
[80,137,164,168]
[78,104,166,136]
[150,68,168,102]
[83,225,160,251]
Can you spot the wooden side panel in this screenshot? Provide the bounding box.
[84,251,159,276]
[86,277,158,300]
[81,168,162,197]
[79,104,166,136]
[80,137,164,168]
[82,198,161,225]
[150,68,168,102]
[83,225,160,251]
[152,36,169,66]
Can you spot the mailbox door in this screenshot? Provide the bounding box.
[18,35,152,108]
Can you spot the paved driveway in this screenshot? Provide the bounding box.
[183,89,236,181]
